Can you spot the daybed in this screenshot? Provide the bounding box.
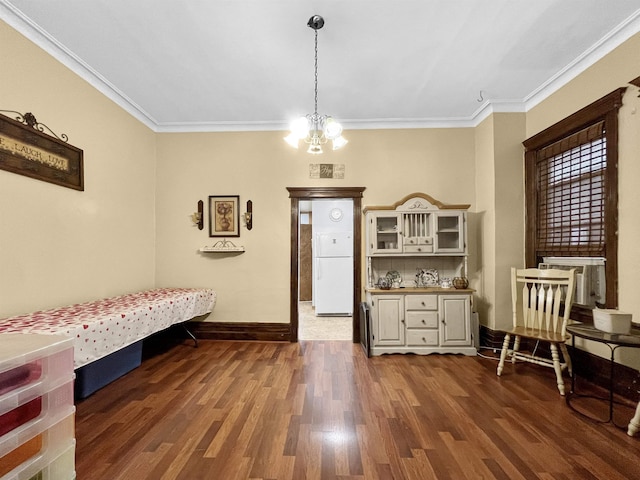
[0,288,216,398]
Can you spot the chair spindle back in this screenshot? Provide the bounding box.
[512,267,576,336]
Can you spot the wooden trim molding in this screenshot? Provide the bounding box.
[480,326,640,401]
[479,325,505,350]
[186,321,290,342]
[363,192,470,213]
[286,186,366,199]
[287,187,366,343]
[523,88,626,151]
[567,345,640,401]
[523,88,625,309]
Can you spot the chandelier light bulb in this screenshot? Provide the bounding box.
[284,132,300,148]
[291,117,310,138]
[332,135,348,150]
[307,144,323,154]
[323,117,343,139]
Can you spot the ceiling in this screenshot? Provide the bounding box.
[2,0,640,132]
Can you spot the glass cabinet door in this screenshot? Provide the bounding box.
[368,212,403,254]
[434,212,465,253]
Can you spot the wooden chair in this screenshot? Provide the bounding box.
[497,267,576,395]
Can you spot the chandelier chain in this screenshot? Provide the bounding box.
[314,29,319,115]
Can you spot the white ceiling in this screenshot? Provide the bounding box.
[2,0,640,132]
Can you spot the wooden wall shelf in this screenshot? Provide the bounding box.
[200,239,244,253]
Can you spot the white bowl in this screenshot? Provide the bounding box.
[593,309,632,334]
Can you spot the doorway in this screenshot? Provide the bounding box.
[299,199,353,340]
[287,187,365,342]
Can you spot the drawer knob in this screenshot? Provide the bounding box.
[421,302,425,306]
[421,319,426,324]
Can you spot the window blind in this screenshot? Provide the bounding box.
[536,121,606,256]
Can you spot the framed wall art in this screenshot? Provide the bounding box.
[0,111,84,190]
[209,195,240,237]
[309,163,345,179]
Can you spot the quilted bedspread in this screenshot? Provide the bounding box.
[0,288,216,368]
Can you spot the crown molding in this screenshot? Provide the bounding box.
[524,9,640,111]
[3,3,639,133]
[0,1,159,129]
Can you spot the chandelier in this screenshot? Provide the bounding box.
[284,15,347,154]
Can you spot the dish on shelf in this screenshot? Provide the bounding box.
[452,277,469,289]
[416,268,438,287]
[385,270,402,288]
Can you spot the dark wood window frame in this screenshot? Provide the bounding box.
[523,88,626,317]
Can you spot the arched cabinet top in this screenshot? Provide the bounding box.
[363,192,470,213]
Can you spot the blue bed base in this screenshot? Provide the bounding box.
[74,340,143,399]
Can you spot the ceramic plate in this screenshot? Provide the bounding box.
[421,269,439,286]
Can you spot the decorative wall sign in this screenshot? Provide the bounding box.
[209,195,240,237]
[309,163,345,179]
[0,111,84,191]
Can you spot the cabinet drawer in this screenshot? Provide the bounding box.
[407,330,439,346]
[406,311,438,329]
[405,295,438,310]
[403,237,433,246]
[403,245,434,254]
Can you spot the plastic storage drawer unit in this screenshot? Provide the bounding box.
[0,439,75,480]
[1,379,74,440]
[0,411,74,479]
[0,335,73,398]
[0,334,75,480]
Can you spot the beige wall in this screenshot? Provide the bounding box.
[154,128,476,323]
[1,17,478,324]
[0,20,157,317]
[474,115,496,328]
[474,113,526,330]
[493,113,526,330]
[526,32,640,368]
[2,12,637,370]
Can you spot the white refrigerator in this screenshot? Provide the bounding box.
[314,232,353,316]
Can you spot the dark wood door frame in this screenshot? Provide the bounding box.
[287,187,366,343]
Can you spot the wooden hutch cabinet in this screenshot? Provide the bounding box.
[364,193,476,356]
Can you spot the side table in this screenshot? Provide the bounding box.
[565,322,640,436]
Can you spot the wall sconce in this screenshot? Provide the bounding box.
[244,200,253,230]
[192,200,204,230]
[631,76,640,97]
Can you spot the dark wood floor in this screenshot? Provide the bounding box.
[75,340,640,480]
